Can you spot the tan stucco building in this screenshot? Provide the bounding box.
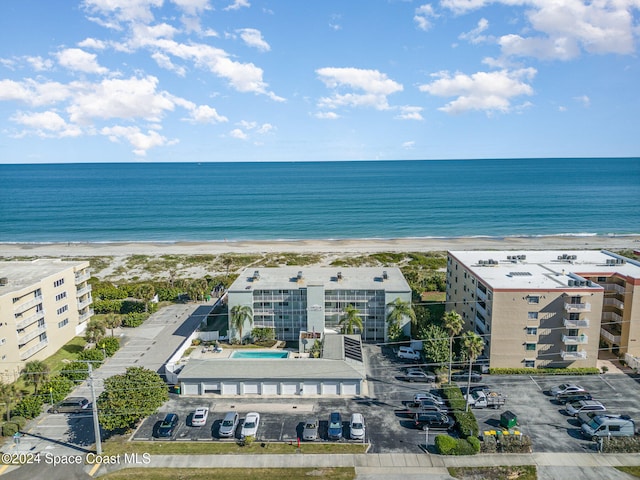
[446,250,640,369]
[0,259,93,381]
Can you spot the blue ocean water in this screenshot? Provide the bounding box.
[0,158,638,243]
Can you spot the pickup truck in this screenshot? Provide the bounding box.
[464,390,506,409]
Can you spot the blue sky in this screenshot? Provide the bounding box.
[0,0,638,163]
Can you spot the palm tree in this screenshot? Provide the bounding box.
[339,304,363,335]
[0,381,21,421]
[443,310,464,384]
[230,305,253,344]
[104,313,122,337]
[386,298,416,338]
[85,318,107,344]
[462,331,485,412]
[22,360,49,395]
[135,284,156,312]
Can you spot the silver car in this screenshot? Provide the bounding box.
[302,418,319,441]
[566,400,606,417]
[218,411,239,437]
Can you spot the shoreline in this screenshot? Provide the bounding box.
[2,235,639,258]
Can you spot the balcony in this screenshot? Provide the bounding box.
[603,283,626,295]
[78,296,93,310]
[474,315,488,334]
[16,310,45,330]
[13,295,43,315]
[75,270,91,283]
[564,302,591,313]
[476,287,487,301]
[76,285,92,297]
[79,309,94,323]
[19,339,49,360]
[476,302,489,319]
[603,298,624,310]
[600,328,621,344]
[602,311,623,323]
[18,325,47,346]
[561,350,587,360]
[562,334,589,345]
[563,317,590,329]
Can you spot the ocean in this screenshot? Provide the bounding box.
[1,158,638,243]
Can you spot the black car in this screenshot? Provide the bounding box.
[451,370,483,382]
[156,413,179,438]
[413,412,455,431]
[555,392,593,404]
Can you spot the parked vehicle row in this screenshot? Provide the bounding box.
[326,412,366,441]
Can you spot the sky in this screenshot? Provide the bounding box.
[0,0,639,163]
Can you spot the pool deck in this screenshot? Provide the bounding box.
[189,343,307,360]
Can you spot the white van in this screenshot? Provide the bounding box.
[581,415,636,440]
[397,347,420,360]
[349,413,365,440]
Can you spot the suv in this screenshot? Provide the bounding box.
[49,397,89,414]
[566,400,606,417]
[397,347,420,360]
[413,412,455,431]
[349,413,365,440]
[402,370,436,383]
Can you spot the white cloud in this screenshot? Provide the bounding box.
[78,38,107,50]
[414,4,438,31]
[151,52,187,76]
[395,106,424,121]
[26,56,53,71]
[574,94,590,107]
[316,67,403,111]
[237,28,271,52]
[499,34,580,60]
[229,128,248,139]
[0,79,73,106]
[10,111,82,138]
[82,0,163,26]
[171,0,211,16]
[186,105,228,123]
[56,48,109,74]
[419,68,536,114]
[100,125,175,156]
[402,141,416,149]
[459,18,490,44]
[314,111,340,120]
[257,123,273,134]
[224,0,250,11]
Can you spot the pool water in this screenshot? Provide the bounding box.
[230,350,289,359]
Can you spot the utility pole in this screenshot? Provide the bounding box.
[87,362,102,455]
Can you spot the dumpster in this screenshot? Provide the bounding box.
[500,410,517,429]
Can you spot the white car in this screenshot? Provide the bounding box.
[241,412,260,438]
[414,392,446,405]
[550,383,586,397]
[397,347,421,360]
[349,413,365,440]
[191,407,209,427]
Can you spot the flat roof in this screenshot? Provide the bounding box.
[449,250,640,290]
[0,259,88,294]
[229,266,410,292]
[178,358,364,382]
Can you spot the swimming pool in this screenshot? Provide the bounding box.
[230,350,289,359]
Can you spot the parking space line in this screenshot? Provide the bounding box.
[598,374,616,391]
[529,375,542,390]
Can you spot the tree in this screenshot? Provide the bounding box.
[13,396,44,419]
[339,304,363,335]
[0,381,22,421]
[230,305,253,343]
[135,284,156,312]
[97,366,168,431]
[21,360,49,395]
[443,310,464,384]
[417,324,449,366]
[104,313,122,337]
[462,331,485,412]
[386,298,416,340]
[85,318,107,344]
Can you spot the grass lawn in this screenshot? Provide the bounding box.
[448,466,537,480]
[42,336,87,374]
[421,291,446,302]
[101,467,356,480]
[617,466,640,477]
[103,438,368,456]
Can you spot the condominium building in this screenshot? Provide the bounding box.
[227,267,412,343]
[0,259,93,381]
[446,250,640,369]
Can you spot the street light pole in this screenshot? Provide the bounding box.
[87,363,102,455]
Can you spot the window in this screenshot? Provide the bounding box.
[56,292,67,301]
[597,277,607,282]
[527,296,540,304]
[56,305,68,315]
[54,278,65,287]
[58,319,69,328]
[526,327,538,335]
[524,360,535,368]
[609,425,621,432]
[525,343,536,351]
[528,312,538,319]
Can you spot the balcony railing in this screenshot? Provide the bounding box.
[600,328,621,344]
[77,297,93,310]
[564,302,591,313]
[563,317,590,328]
[79,309,94,323]
[602,283,626,295]
[474,315,488,334]
[561,350,587,360]
[602,311,623,323]
[13,295,43,315]
[76,285,92,297]
[476,288,488,301]
[19,339,49,360]
[16,310,45,330]
[562,334,589,345]
[75,271,91,283]
[603,298,624,310]
[18,325,47,346]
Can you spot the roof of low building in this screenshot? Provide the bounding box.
[0,259,89,294]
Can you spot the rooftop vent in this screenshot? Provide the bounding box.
[557,254,577,262]
[0,277,8,286]
[296,270,304,282]
[606,258,626,266]
[478,259,498,266]
[382,271,388,280]
[253,270,260,280]
[337,271,343,281]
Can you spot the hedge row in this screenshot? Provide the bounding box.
[435,434,480,455]
[481,434,533,453]
[489,367,600,375]
[601,435,640,453]
[440,385,479,438]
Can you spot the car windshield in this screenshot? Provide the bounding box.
[244,421,255,429]
[352,423,363,429]
[305,422,316,428]
[195,413,204,419]
[222,420,233,426]
[329,422,341,429]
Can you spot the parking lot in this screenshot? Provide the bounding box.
[132,344,640,454]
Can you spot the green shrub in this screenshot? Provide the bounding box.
[12,396,43,420]
[99,337,120,356]
[2,422,19,437]
[489,367,600,375]
[8,415,27,429]
[467,436,481,453]
[93,299,124,314]
[121,312,148,328]
[78,348,105,363]
[121,300,146,314]
[440,384,479,438]
[481,434,532,453]
[602,435,640,453]
[40,376,74,404]
[60,361,89,382]
[435,434,458,454]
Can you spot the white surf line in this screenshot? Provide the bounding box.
[599,374,616,390]
[529,375,542,390]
